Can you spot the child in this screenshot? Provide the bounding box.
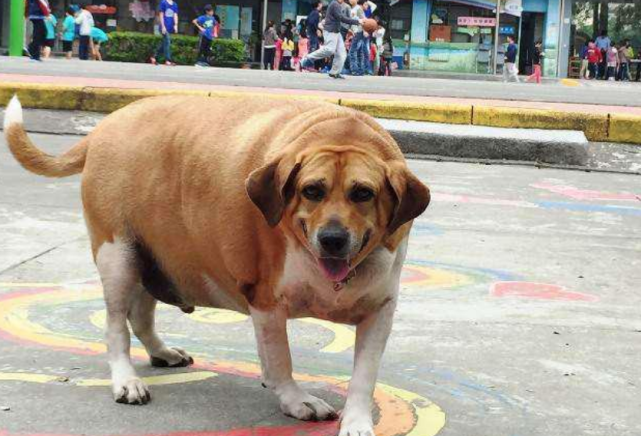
[579,43,589,79]
[274,35,283,71]
[280,33,294,71]
[192,4,217,66]
[296,31,308,71]
[151,0,179,66]
[605,41,618,81]
[91,27,108,61]
[526,40,544,84]
[43,13,57,59]
[379,36,393,76]
[74,4,94,61]
[586,41,601,79]
[61,8,75,59]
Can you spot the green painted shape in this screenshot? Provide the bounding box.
[9,0,26,57]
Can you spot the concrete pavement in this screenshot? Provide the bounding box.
[2,56,641,107]
[1,131,640,436]
[5,108,641,172]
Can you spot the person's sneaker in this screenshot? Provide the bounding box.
[165,61,176,66]
[329,73,346,79]
[195,62,209,67]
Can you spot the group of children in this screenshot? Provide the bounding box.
[26,0,107,62]
[149,1,221,67]
[580,33,639,81]
[262,2,394,76]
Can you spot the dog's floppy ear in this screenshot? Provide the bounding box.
[386,161,431,235]
[246,154,301,227]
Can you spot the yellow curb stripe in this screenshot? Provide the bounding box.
[2,81,641,144]
[299,318,356,353]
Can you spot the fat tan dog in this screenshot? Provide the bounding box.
[3,95,430,436]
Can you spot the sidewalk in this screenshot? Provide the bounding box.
[1,57,641,144]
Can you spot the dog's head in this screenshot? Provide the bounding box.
[246,146,430,283]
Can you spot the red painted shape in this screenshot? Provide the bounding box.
[531,182,640,202]
[0,421,338,436]
[490,281,599,302]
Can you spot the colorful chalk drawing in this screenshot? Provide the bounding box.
[432,192,641,216]
[490,281,599,302]
[531,181,641,202]
[0,275,447,436]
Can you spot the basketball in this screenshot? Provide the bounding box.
[362,18,378,34]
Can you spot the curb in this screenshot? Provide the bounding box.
[0,82,639,145]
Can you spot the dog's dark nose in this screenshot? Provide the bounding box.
[318,226,350,257]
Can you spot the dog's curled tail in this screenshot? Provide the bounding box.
[4,96,88,177]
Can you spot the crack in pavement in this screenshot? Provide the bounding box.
[0,236,86,277]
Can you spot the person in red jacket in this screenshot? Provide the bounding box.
[586,40,601,79]
[25,0,51,61]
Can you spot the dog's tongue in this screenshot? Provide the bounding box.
[318,258,351,283]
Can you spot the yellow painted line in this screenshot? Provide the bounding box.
[560,78,580,87]
[0,372,63,383]
[0,371,216,386]
[188,308,249,324]
[77,371,217,387]
[379,384,446,436]
[299,318,355,353]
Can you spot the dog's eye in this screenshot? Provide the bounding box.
[350,187,375,203]
[302,185,325,201]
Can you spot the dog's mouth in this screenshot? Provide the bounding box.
[318,257,351,283]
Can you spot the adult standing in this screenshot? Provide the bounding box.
[301,0,363,79]
[595,30,610,79]
[347,0,365,76]
[306,1,322,53]
[263,21,278,70]
[151,0,179,66]
[502,35,519,82]
[339,0,351,41]
[75,4,94,61]
[26,0,51,61]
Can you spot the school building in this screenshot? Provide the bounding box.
[1,0,640,78]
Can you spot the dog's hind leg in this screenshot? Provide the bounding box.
[96,239,151,405]
[128,290,194,368]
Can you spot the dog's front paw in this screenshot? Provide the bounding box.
[150,347,194,368]
[113,377,151,405]
[339,411,375,436]
[278,387,338,421]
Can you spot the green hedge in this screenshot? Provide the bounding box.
[103,31,246,66]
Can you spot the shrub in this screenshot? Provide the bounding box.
[103,31,247,66]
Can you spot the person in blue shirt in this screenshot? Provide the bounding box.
[27,0,51,61]
[43,13,57,59]
[503,35,520,82]
[62,8,76,59]
[192,4,217,66]
[151,0,179,66]
[91,27,108,61]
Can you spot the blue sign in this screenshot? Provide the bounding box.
[499,26,516,35]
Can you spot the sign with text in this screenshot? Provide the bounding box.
[457,17,496,27]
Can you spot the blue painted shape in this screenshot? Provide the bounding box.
[523,0,548,13]
[537,201,641,216]
[411,0,429,43]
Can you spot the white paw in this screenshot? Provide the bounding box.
[150,347,194,368]
[279,390,338,421]
[113,377,151,405]
[339,413,375,436]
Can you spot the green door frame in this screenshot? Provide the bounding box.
[9,0,25,56]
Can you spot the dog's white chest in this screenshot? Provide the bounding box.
[276,244,403,324]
